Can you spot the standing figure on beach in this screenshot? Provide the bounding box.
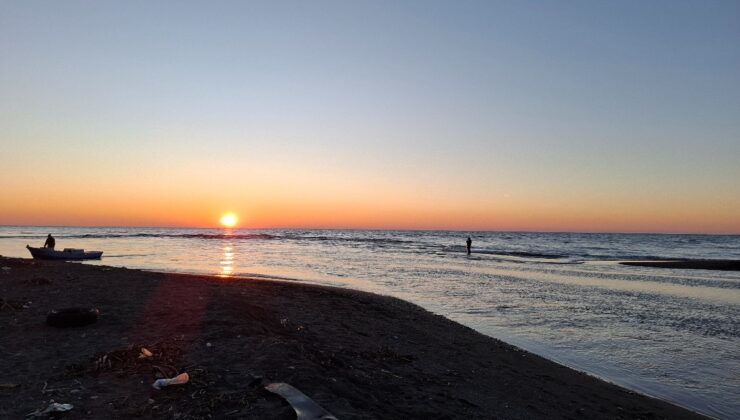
[466,236,472,255]
[43,234,55,249]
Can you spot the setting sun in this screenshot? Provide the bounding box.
[219,213,238,227]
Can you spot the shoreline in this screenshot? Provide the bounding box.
[1,257,707,419]
[620,259,740,271]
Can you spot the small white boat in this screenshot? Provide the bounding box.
[26,245,103,260]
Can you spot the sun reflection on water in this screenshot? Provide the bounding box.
[218,244,235,277]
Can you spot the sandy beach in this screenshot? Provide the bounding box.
[0,256,706,419]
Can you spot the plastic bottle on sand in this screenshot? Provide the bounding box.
[152,373,189,390]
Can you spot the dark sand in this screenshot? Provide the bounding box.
[1,257,705,419]
[621,259,740,271]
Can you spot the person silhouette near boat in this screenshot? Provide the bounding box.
[43,234,56,249]
[466,236,472,255]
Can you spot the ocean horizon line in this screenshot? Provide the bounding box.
[2,224,739,236]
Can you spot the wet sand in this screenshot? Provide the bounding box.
[0,257,705,419]
[621,259,740,271]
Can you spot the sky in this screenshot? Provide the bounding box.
[1,1,739,233]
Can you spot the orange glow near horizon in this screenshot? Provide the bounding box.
[1,198,737,234]
[0,170,738,234]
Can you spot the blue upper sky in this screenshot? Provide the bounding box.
[1,1,739,231]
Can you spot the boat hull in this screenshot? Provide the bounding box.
[26,246,103,260]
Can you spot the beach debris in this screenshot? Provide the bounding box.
[380,368,403,379]
[0,298,30,312]
[60,341,184,381]
[1,299,21,311]
[351,346,414,364]
[152,372,189,390]
[1,266,10,272]
[0,383,19,389]
[139,347,153,358]
[280,318,289,327]
[94,354,111,370]
[27,401,74,417]
[46,307,100,328]
[265,382,338,420]
[26,276,52,285]
[83,342,184,378]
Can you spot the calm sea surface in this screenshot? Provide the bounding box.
[2,227,739,418]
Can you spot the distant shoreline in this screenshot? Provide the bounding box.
[621,259,740,271]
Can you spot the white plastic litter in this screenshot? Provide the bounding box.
[265,382,337,420]
[28,402,74,417]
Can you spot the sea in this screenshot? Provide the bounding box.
[1,226,738,419]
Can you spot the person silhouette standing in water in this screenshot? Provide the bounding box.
[44,234,56,249]
[466,236,472,255]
